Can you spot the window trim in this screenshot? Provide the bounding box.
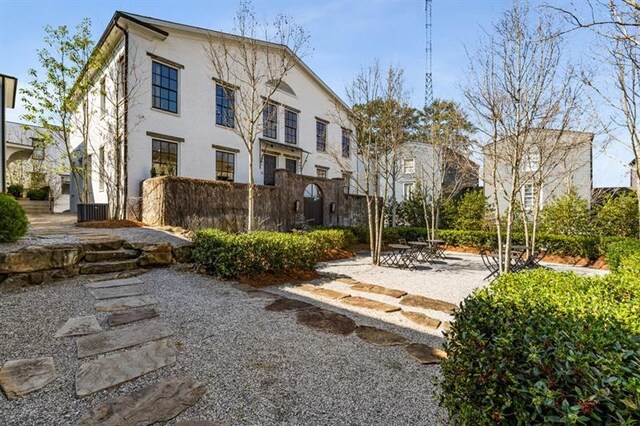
[262,102,278,140]
[215,83,235,129]
[316,166,329,178]
[316,120,327,152]
[284,109,298,145]
[215,149,236,182]
[151,138,179,177]
[151,61,179,115]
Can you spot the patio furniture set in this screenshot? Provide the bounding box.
[380,238,447,270]
[481,245,548,281]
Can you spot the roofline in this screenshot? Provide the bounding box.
[482,128,595,150]
[111,11,351,112]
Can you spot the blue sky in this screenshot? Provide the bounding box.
[0,0,631,186]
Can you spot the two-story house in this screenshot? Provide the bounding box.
[71,11,362,217]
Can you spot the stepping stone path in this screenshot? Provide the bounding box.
[0,357,57,400]
[298,284,350,300]
[108,307,159,327]
[76,339,178,397]
[295,308,356,335]
[95,295,158,312]
[76,375,204,425]
[176,421,222,426]
[265,297,315,312]
[341,296,401,313]
[84,276,144,289]
[399,294,457,314]
[401,311,442,329]
[355,325,409,346]
[350,283,407,298]
[54,315,103,337]
[404,343,448,365]
[76,322,174,358]
[88,284,146,300]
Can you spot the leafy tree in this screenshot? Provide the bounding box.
[594,191,639,237]
[452,189,486,231]
[539,189,591,235]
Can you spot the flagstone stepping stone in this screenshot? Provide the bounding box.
[350,283,407,298]
[295,308,356,335]
[75,339,178,397]
[336,277,361,285]
[95,295,157,312]
[265,297,315,312]
[176,421,222,426]
[88,284,146,300]
[76,321,174,358]
[341,296,401,313]
[298,284,350,300]
[401,311,442,329]
[54,315,102,338]
[399,294,457,314]
[0,357,57,400]
[355,325,409,346]
[85,277,144,290]
[107,308,159,327]
[404,343,448,365]
[76,375,205,425]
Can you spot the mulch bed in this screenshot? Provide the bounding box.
[239,269,320,288]
[76,220,145,229]
[320,249,356,261]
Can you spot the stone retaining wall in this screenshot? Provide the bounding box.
[141,171,368,231]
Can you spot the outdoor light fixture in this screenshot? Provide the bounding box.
[294,200,301,212]
[330,202,336,213]
[1,73,18,193]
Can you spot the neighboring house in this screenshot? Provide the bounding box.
[5,121,70,213]
[393,141,479,202]
[592,187,633,206]
[70,11,362,217]
[483,129,593,213]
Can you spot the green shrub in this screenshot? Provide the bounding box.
[594,191,639,238]
[193,229,321,278]
[0,194,29,242]
[7,184,24,198]
[396,194,426,227]
[540,189,592,235]
[305,229,356,252]
[451,189,487,231]
[441,269,640,424]
[605,239,640,272]
[26,186,49,201]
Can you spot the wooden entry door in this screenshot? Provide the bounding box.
[303,184,323,226]
[264,154,276,186]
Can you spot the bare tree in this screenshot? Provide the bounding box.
[465,1,585,272]
[205,1,310,232]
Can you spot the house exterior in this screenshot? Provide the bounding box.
[483,129,593,213]
[392,141,479,202]
[71,11,363,219]
[5,121,70,213]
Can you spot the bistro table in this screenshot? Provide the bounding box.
[426,239,447,260]
[408,241,433,263]
[381,244,416,269]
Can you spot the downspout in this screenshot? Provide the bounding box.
[115,19,129,219]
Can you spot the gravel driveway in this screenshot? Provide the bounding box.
[0,267,449,425]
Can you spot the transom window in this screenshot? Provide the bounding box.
[152,139,178,176]
[216,84,235,128]
[152,61,178,113]
[316,120,327,151]
[316,167,328,178]
[342,129,351,158]
[403,158,415,174]
[215,151,235,182]
[284,110,297,144]
[285,158,297,174]
[263,103,277,139]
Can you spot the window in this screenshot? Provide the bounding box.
[316,120,327,151]
[100,77,106,116]
[284,109,297,144]
[31,147,44,161]
[216,84,234,128]
[152,139,178,176]
[99,146,105,191]
[60,174,70,195]
[403,182,415,200]
[152,61,178,113]
[342,172,352,194]
[215,151,235,182]
[285,158,297,174]
[525,150,540,172]
[342,129,350,158]
[523,184,535,211]
[403,158,415,174]
[263,103,277,139]
[316,167,328,178]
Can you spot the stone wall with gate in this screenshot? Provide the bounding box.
[141,171,368,231]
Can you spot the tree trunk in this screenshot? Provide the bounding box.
[247,148,255,232]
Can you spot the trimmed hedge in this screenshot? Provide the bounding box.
[7,184,23,198]
[192,229,356,278]
[605,239,640,272]
[441,268,640,424]
[26,186,49,201]
[0,194,29,242]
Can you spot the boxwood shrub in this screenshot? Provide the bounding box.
[440,268,640,424]
[0,193,29,242]
[605,239,640,272]
[192,229,355,278]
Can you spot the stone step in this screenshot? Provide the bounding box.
[79,238,125,252]
[88,284,146,300]
[108,308,159,327]
[76,321,174,358]
[84,249,139,263]
[75,339,178,397]
[341,296,402,313]
[85,277,144,289]
[95,295,158,312]
[0,357,58,400]
[80,259,138,275]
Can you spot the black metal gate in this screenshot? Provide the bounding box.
[264,154,276,186]
[303,184,323,226]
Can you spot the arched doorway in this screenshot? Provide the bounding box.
[303,184,323,226]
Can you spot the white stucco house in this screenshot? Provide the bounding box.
[70,11,363,218]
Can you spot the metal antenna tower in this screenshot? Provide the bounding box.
[425,0,433,108]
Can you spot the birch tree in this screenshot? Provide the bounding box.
[205,1,310,232]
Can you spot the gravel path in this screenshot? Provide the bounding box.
[0,268,449,425]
